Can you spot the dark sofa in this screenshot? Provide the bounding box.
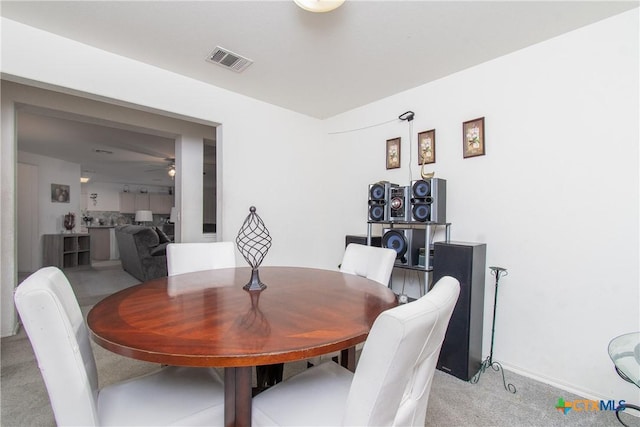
[115,225,168,282]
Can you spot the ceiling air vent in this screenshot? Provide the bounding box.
[206,46,253,73]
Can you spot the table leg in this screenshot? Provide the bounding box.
[224,367,253,427]
[224,368,235,427]
[341,346,356,372]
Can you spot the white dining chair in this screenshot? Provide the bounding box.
[166,240,282,389]
[309,243,397,367]
[166,241,236,276]
[252,275,460,427]
[339,243,397,286]
[14,266,225,426]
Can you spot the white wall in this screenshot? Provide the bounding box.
[1,84,17,335]
[17,163,38,272]
[0,17,326,336]
[174,133,204,243]
[323,9,639,405]
[82,182,120,212]
[17,152,82,265]
[1,9,637,405]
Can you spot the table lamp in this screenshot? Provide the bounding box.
[135,210,153,226]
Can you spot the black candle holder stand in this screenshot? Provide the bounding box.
[469,266,517,393]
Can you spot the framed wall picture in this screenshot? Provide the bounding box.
[463,117,485,158]
[386,137,401,169]
[418,129,436,165]
[51,183,70,203]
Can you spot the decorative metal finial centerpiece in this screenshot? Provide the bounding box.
[470,266,517,393]
[236,206,272,291]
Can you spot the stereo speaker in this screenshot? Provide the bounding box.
[432,241,486,381]
[382,228,425,267]
[368,182,392,222]
[388,186,410,222]
[345,235,382,248]
[410,178,446,223]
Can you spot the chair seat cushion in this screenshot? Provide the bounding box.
[252,361,353,426]
[98,366,225,426]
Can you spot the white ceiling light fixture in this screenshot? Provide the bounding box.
[81,169,94,184]
[294,0,345,13]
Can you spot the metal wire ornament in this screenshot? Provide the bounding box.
[469,266,517,393]
[236,206,272,291]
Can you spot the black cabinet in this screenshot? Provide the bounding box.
[432,241,486,381]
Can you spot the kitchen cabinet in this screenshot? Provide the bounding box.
[88,227,112,261]
[119,192,135,214]
[120,192,151,213]
[134,193,150,211]
[149,194,174,215]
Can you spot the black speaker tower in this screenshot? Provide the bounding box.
[432,241,486,381]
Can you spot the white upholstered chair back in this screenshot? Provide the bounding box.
[14,266,101,426]
[339,243,396,286]
[343,276,460,426]
[308,243,396,366]
[167,241,236,276]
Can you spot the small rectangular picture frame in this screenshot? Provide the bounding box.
[463,117,485,158]
[51,183,70,203]
[386,137,401,169]
[417,129,436,165]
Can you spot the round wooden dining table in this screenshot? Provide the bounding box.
[87,266,398,427]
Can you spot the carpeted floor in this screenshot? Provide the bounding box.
[1,264,631,426]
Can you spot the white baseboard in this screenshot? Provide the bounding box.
[499,361,608,402]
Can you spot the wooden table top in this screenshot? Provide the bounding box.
[87,266,398,367]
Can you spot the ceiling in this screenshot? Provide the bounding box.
[2,1,636,119]
[3,1,637,186]
[16,103,218,188]
[16,105,181,187]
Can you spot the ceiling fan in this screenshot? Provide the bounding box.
[143,158,176,178]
